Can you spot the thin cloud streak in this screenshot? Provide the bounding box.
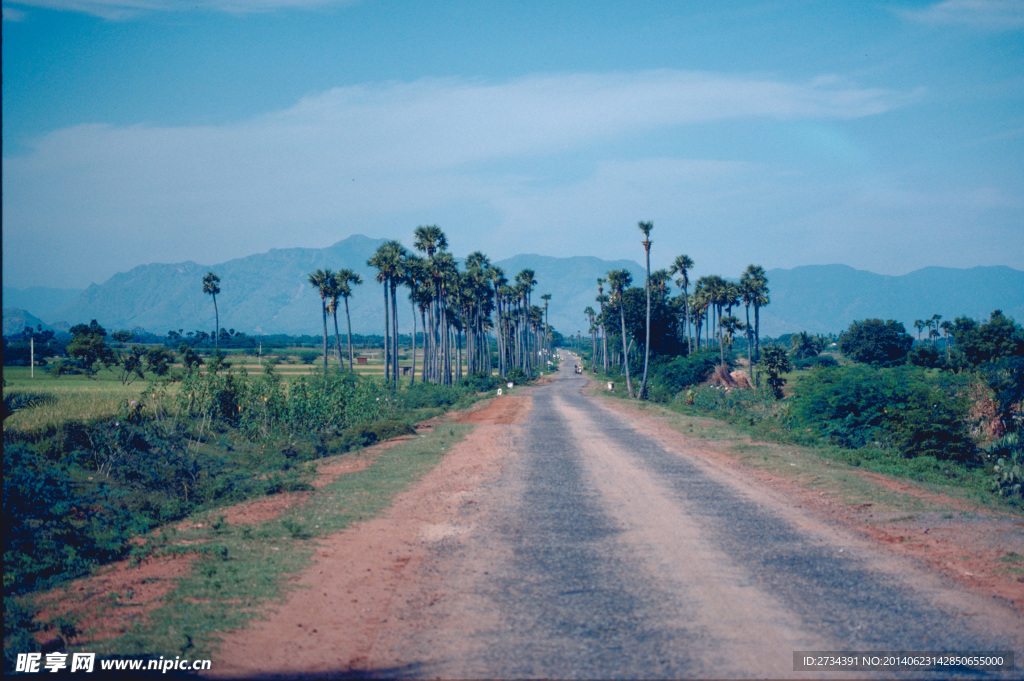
[899,0,1024,30]
[5,0,355,20]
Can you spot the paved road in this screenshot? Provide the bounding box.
[375,357,1022,679]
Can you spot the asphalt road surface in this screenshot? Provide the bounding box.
[367,356,1023,679]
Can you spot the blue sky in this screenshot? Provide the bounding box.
[3,0,1022,289]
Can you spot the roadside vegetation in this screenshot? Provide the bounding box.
[3,224,558,667]
[575,221,1023,510]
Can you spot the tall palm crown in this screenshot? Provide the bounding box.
[202,271,221,351]
[413,225,448,258]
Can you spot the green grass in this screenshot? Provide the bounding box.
[3,367,142,431]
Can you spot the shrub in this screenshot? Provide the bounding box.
[791,366,977,463]
[341,419,415,448]
[398,382,462,410]
[990,433,1023,500]
[791,355,838,370]
[908,343,946,369]
[838,319,913,367]
[298,349,320,365]
[460,373,503,392]
[648,351,719,400]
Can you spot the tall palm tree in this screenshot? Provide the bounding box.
[202,272,221,352]
[584,305,597,370]
[940,319,953,362]
[369,241,407,388]
[336,268,362,371]
[638,221,653,399]
[930,314,942,345]
[670,254,694,354]
[307,268,334,373]
[607,268,634,397]
[740,265,769,386]
[596,277,610,372]
[540,293,552,362]
[515,269,537,377]
[326,278,344,366]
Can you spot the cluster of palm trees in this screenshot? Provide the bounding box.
[310,226,553,388]
[307,268,364,372]
[914,314,950,345]
[587,222,771,397]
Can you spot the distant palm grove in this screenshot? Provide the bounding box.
[308,225,554,388]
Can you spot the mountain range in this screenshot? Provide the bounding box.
[4,235,1023,340]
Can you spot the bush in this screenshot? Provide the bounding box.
[791,365,977,463]
[647,351,720,400]
[990,433,1023,500]
[460,373,504,392]
[838,319,913,367]
[908,343,946,369]
[340,419,415,448]
[298,350,320,365]
[398,382,462,410]
[792,355,838,370]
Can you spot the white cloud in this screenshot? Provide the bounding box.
[2,5,27,20]
[2,70,917,286]
[900,0,1024,30]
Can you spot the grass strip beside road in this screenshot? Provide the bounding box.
[56,418,475,662]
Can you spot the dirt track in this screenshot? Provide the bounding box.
[210,358,1024,679]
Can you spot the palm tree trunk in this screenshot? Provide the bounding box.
[619,301,634,397]
[411,299,417,385]
[213,295,220,353]
[391,282,399,389]
[344,297,355,371]
[333,307,343,366]
[321,300,329,374]
[640,248,651,399]
[753,303,762,388]
[382,284,390,383]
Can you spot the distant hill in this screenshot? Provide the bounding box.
[2,309,51,337]
[2,236,1021,340]
[2,287,84,320]
[760,264,1024,337]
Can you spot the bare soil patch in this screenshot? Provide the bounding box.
[34,554,199,647]
[209,395,531,678]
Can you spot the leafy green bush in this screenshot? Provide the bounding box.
[460,373,504,392]
[791,365,977,463]
[398,382,462,409]
[838,319,913,367]
[791,355,838,370]
[990,433,1023,500]
[340,419,415,448]
[647,351,720,401]
[908,343,946,369]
